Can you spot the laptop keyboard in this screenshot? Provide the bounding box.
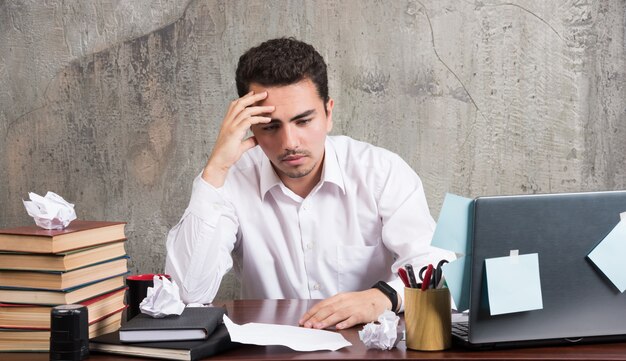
[452,321,469,338]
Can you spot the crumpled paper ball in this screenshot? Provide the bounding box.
[23,191,77,229]
[139,275,186,318]
[358,310,400,350]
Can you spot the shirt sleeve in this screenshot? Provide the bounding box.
[376,155,456,312]
[165,175,239,304]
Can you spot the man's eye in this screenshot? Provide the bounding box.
[262,124,279,131]
[296,119,312,125]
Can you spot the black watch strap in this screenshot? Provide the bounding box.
[371,281,398,313]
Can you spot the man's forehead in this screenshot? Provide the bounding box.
[255,91,321,109]
[250,79,320,100]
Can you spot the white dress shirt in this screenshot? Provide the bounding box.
[165,135,451,311]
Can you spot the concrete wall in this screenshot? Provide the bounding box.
[1,0,625,300]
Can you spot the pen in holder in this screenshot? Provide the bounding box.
[404,287,451,351]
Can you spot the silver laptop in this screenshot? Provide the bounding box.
[452,190,626,349]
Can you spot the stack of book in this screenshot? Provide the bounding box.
[0,220,129,352]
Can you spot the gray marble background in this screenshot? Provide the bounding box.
[1,0,624,300]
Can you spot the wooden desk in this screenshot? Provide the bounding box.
[7,299,626,360]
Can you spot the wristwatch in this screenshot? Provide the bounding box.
[371,281,398,313]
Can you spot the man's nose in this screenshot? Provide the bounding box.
[280,124,299,150]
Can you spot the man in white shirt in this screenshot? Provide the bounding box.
[165,38,448,330]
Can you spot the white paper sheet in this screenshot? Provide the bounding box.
[451,311,468,324]
[223,315,352,352]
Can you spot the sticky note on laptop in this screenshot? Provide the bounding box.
[432,193,473,311]
[431,193,473,256]
[485,251,543,316]
[587,219,626,292]
[442,256,470,311]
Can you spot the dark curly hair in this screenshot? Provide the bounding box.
[235,38,329,107]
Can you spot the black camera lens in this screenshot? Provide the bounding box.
[50,304,89,361]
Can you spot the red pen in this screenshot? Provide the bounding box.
[421,264,434,291]
[398,267,411,288]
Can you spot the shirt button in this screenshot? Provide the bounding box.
[306,243,313,250]
[313,283,321,290]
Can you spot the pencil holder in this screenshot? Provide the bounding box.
[404,287,451,351]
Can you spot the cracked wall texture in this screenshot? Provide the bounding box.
[1,0,625,300]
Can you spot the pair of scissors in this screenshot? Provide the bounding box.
[432,259,448,289]
[418,259,449,290]
[418,264,434,290]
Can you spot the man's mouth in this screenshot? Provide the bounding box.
[281,154,307,166]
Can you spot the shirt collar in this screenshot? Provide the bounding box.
[321,137,346,195]
[259,137,346,200]
[260,154,282,200]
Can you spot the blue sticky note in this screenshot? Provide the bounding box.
[485,253,543,316]
[431,193,473,256]
[442,256,471,311]
[587,220,626,292]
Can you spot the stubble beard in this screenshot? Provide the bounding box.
[279,163,317,179]
[276,149,317,179]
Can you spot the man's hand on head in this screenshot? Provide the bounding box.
[298,288,393,330]
[202,91,274,188]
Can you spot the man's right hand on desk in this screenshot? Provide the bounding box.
[202,91,274,187]
[298,289,393,330]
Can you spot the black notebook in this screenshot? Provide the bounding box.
[120,307,226,342]
[90,323,235,361]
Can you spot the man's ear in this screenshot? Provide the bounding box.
[325,98,334,133]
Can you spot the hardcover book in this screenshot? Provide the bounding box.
[0,220,126,253]
[0,308,123,352]
[0,256,128,290]
[0,241,126,272]
[119,307,226,342]
[0,287,127,329]
[0,275,126,305]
